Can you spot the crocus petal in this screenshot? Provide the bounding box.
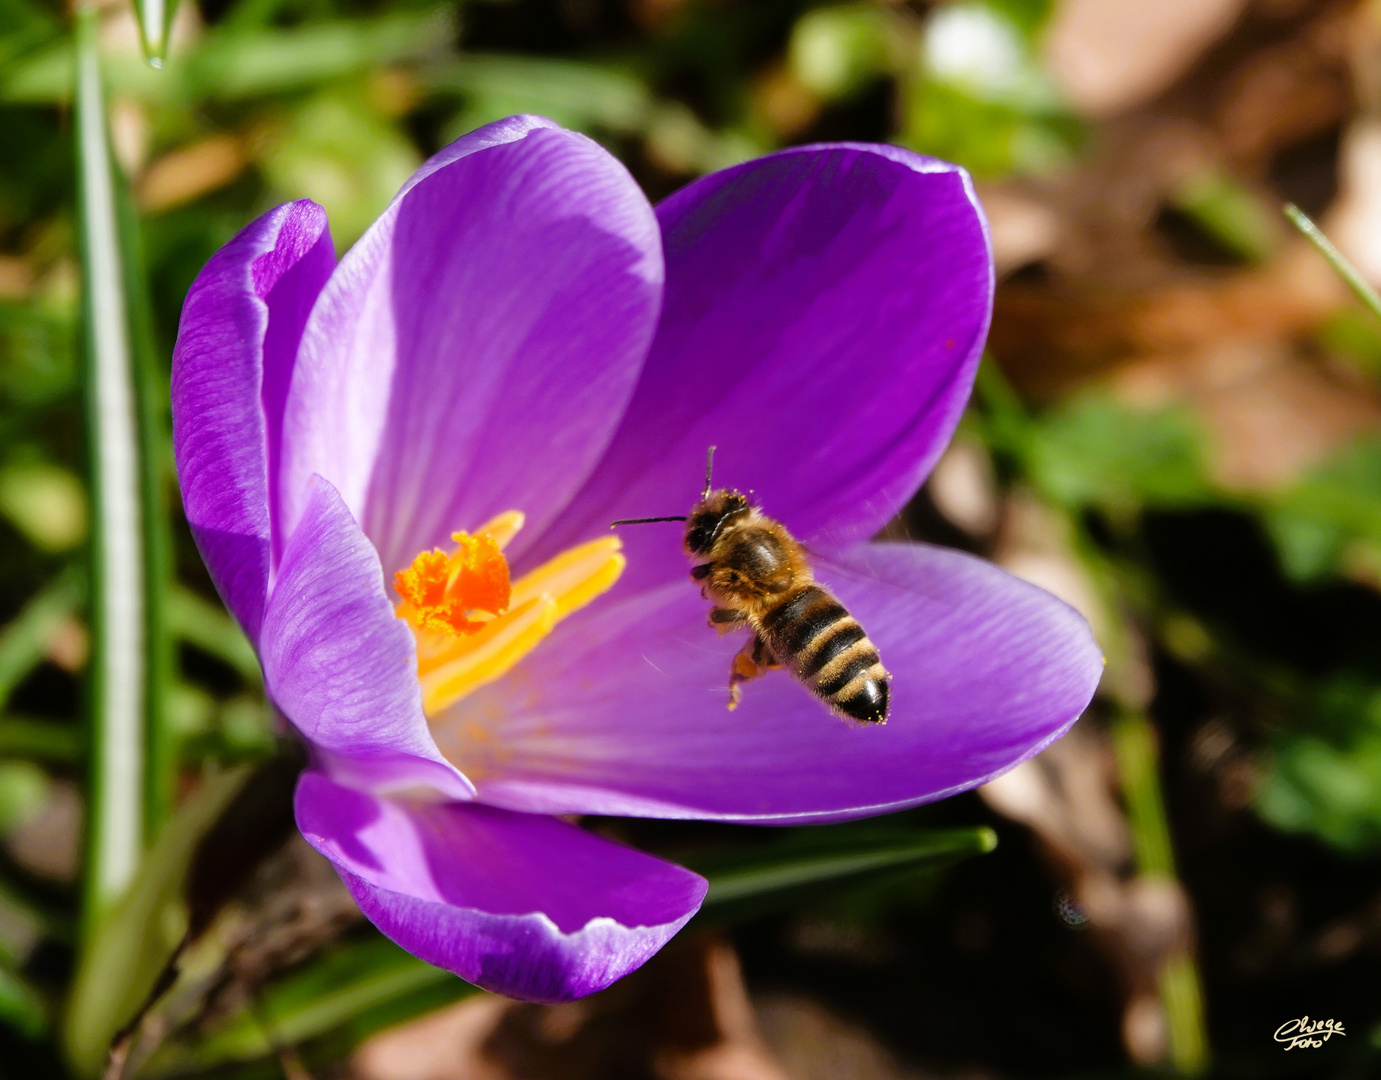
[261,475,472,799]
[172,200,334,641]
[536,143,992,590]
[294,770,707,1002]
[437,543,1100,823]
[279,116,664,579]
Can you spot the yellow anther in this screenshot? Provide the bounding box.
[509,536,626,620]
[420,596,558,713]
[472,510,526,551]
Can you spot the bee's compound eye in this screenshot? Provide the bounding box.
[686,524,715,554]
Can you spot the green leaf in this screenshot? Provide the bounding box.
[1261,437,1381,581]
[1169,170,1280,264]
[0,759,51,833]
[0,461,87,552]
[0,301,79,405]
[0,0,63,70]
[143,935,473,1076]
[62,766,252,1078]
[3,10,453,106]
[103,123,176,839]
[788,5,894,101]
[1110,710,1178,877]
[74,0,150,935]
[186,11,453,100]
[1255,678,1381,852]
[1025,393,1211,517]
[0,963,47,1040]
[133,0,174,67]
[1257,734,1381,851]
[0,569,82,708]
[167,586,260,684]
[260,89,420,248]
[0,716,83,762]
[1315,309,1381,379]
[691,825,998,917]
[425,54,653,137]
[902,2,1075,178]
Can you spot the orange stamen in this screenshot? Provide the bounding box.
[394,510,624,716]
[394,530,512,638]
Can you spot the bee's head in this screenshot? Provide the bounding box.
[684,489,750,556]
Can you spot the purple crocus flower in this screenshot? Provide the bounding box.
[171,115,1101,1003]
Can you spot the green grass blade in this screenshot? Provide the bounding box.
[1111,709,1210,1075]
[0,716,84,762]
[167,586,260,683]
[0,568,82,707]
[195,941,461,1063]
[74,3,146,936]
[112,131,175,839]
[693,825,997,914]
[143,936,471,1075]
[0,964,47,1040]
[63,766,251,1078]
[134,0,174,67]
[1284,203,1381,325]
[1170,171,1279,264]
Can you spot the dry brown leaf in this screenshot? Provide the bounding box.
[4,778,81,883]
[350,934,790,1080]
[352,996,514,1080]
[976,183,1063,277]
[755,996,943,1080]
[1110,337,1381,489]
[991,244,1347,397]
[0,255,34,300]
[1044,0,1247,117]
[926,436,1000,537]
[137,135,247,214]
[752,64,822,139]
[1323,117,1381,285]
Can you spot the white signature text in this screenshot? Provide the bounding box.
[1274,1017,1345,1050]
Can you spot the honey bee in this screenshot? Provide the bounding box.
[613,448,890,724]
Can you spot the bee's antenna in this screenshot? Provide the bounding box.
[703,445,717,499]
[610,515,688,528]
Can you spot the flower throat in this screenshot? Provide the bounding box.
[395,511,624,715]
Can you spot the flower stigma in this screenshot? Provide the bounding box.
[395,511,625,715]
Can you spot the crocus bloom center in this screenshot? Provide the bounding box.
[395,511,625,716]
[395,528,514,638]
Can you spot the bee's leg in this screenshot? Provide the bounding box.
[728,633,775,711]
[708,606,746,636]
[751,634,782,671]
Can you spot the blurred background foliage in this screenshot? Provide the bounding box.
[2,0,1381,1077]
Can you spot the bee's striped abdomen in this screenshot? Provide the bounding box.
[760,585,889,723]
